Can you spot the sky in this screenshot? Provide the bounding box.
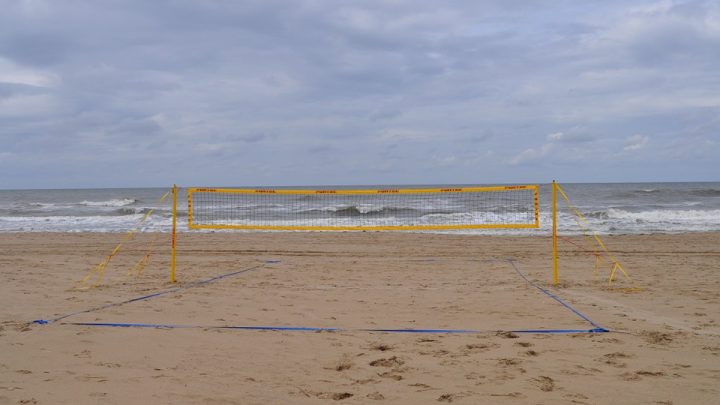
[0,0,719,189]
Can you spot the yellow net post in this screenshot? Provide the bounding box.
[552,180,559,286]
[170,184,177,283]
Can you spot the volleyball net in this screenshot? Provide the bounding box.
[71,181,634,291]
[187,185,540,231]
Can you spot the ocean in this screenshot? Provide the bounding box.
[0,182,718,234]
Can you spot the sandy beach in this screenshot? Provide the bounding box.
[1,232,719,404]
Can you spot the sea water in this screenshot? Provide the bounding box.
[0,182,718,234]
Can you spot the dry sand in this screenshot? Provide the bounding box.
[1,232,719,404]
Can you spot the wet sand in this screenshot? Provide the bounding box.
[1,232,719,404]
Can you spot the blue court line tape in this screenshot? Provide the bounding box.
[368,328,479,334]
[32,261,278,325]
[513,328,608,334]
[36,257,609,335]
[65,322,606,334]
[505,259,609,332]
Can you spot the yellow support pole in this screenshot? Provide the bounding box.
[170,184,177,283]
[552,180,559,286]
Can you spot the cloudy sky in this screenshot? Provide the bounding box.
[1,0,718,188]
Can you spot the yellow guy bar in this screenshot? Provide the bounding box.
[555,183,633,287]
[186,184,539,231]
[78,188,171,289]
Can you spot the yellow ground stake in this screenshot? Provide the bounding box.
[127,234,161,279]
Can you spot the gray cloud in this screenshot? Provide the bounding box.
[623,134,650,152]
[0,0,718,188]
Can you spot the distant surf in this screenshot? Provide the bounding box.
[0,182,719,234]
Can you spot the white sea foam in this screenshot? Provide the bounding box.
[606,208,720,223]
[28,202,57,208]
[4,207,719,234]
[0,215,181,232]
[78,198,137,207]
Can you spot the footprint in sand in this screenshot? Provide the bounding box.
[531,376,555,392]
[408,382,435,392]
[464,372,487,383]
[497,358,522,367]
[491,358,527,382]
[369,356,407,380]
[369,356,404,368]
[641,331,674,345]
[620,372,641,381]
[369,343,394,352]
[333,354,354,371]
[464,343,497,353]
[315,392,354,401]
[74,349,92,359]
[352,378,379,385]
[702,346,720,356]
[76,375,108,383]
[366,392,384,400]
[438,392,471,402]
[378,371,403,381]
[635,370,666,377]
[601,352,632,368]
[563,392,589,401]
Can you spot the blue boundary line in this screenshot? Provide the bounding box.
[34,258,608,334]
[65,322,605,334]
[505,259,608,332]
[32,263,270,325]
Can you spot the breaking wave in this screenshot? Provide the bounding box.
[78,198,138,207]
[605,208,720,223]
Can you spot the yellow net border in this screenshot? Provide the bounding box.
[187,185,540,231]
